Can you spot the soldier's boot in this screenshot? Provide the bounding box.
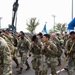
[25,61,30,70]
[68,71,72,75]
[17,67,23,74]
[64,67,68,71]
[13,57,19,68]
[58,58,61,66]
[41,71,47,75]
[38,70,42,75]
[35,70,39,75]
[51,72,57,75]
[35,69,41,75]
[51,67,57,75]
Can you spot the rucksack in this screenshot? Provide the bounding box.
[53,39,63,57]
[57,45,63,57]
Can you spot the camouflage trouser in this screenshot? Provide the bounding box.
[31,55,41,75]
[41,57,58,75]
[20,51,28,68]
[0,68,3,75]
[57,57,61,65]
[67,58,75,75]
[0,66,13,75]
[41,62,48,75]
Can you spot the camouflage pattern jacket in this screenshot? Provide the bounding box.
[65,38,75,58]
[43,41,58,58]
[0,37,12,75]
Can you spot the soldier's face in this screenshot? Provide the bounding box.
[70,34,75,39]
[42,36,48,42]
[74,34,75,39]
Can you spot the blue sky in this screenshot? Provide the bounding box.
[0,0,75,33]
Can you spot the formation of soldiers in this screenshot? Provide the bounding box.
[0,29,75,75]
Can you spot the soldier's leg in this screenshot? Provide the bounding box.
[31,59,38,75]
[57,57,61,66]
[17,63,23,74]
[13,56,19,68]
[35,63,41,75]
[31,58,41,75]
[50,60,57,75]
[67,60,74,75]
[35,68,39,75]
[37,58,41,75]
[64,61,68,71]
[35,69,42,75]
[67,67,73,75]
[34,62,41,75]
[51,67,57,75]
[19,50,23,60]
[41,62,48,75]
[17,54,24,74]
[25,60,30,70]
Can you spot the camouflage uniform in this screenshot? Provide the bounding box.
[51,38,62,66]
[65,39,75,75]
[1,32,19,68]
[0,37,13,75]
[63,34,69,47]
[42,41,58,75]
[18,37,30,73]
[31,41,42,75]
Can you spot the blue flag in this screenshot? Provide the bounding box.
[68,18,75,30]
[42,24,48,34]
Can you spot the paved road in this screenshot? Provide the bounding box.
[12,55,75,75]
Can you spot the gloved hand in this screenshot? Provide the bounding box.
[64,51,71,56]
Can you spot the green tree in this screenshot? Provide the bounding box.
[55,23,67,33]
[49,23,67,34]
[26,18,39,33]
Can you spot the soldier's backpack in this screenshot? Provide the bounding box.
[56,45,63,57]
[53,39,63,57]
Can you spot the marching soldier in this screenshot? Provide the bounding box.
[30,35,42,75]
[17,31,30,74]
[65,31,75,75]
[1,29,19,68]
[0,36,13,75]
[42,34,58,75]
[51,33,62,66]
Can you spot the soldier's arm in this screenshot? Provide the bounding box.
[3,41,12,75]
[47,43,58,55]
[64,40,70,55]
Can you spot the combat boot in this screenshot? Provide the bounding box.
[38,70,42,75]
[13,57,19,68]
[57,58,61,66]
[25,61,30,70]
[17,67,23,74]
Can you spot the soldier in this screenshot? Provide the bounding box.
[17,31,30,74]
[0,36,13,75]
[51,33,62,66]
[42,34,58,75]
[65,31,75,75]
[31,35,42,75]
[1,29,19,68]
